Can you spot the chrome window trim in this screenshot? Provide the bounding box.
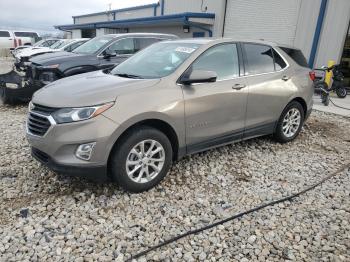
[26,111,56,138]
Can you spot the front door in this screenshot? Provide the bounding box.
[182,43,248,153]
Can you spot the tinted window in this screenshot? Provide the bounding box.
[135,38,161,51]
[273,49,287,70]
[14,32,38,38]
[244,44,274,75]
[279,47,308,68]
[0,31,10,37]
[191,43,239,80]
[107,38,135,55]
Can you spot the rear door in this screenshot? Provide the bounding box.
[182,43,248,153]
[242,43,295,138]
[0,31,13,49]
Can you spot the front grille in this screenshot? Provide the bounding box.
[32,104,57,115]
[32,148,49,163]
[27,112,51,136]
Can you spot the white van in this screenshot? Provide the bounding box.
[0,30,39,50]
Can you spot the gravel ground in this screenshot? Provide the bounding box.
[0,59,350,261]
[0,104,349,262]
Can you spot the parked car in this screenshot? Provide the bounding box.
[27,33,178,84]
[26,39,314,192]
[12,39,60,56]
[14,38,90,70]
[0,33,178,104]
[0,30,39,50]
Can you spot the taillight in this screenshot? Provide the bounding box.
[18,39,22,46]
[309,71,316,81]
[14,39,17,48]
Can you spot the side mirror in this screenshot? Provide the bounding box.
[180,70,217,85]
[103,49,117,58]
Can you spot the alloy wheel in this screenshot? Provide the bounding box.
[282,108,301,138]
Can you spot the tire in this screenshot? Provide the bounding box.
[110,126,173,193]
[274,101,305,143]
[335,86,347,98]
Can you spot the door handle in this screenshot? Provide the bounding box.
[232,84,246,90]
[282,75,290,81]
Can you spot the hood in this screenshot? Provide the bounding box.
[29,52,98,71]
[32,70,161,108]
[16,47,51,59]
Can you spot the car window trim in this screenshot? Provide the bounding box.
[241,42,289,77]
[177,42,242,85]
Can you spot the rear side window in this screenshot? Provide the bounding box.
[0,31,10,37]
[135,38,161,52]
[14,32,38,38]
[279,47,308,68]
[272,49,287,70]
[243,44,275,75]
[191,43,239,80]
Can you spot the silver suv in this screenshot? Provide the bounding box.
[26,39,313,192]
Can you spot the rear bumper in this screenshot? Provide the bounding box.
[31,148,109,183]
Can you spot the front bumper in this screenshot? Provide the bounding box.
[31,148,108,182]
[26,112,120,182]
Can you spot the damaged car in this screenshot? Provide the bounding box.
[0,33,177,104]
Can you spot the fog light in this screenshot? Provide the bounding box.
[75,142,96,161]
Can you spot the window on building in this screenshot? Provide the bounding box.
[273,49,287,70]
[107,38,135,55]
[0,31,10,37]
[191,43,239,80]
[279,47,308,68]
[244,43,275,75]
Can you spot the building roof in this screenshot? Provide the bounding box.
[72,3,160,19]
[55,12,215,31]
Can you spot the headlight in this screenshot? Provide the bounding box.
[41,64,60,69]
[52,102,114,124]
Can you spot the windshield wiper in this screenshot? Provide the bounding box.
[115,73,143,79]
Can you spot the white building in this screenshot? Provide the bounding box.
[55,0,350,79]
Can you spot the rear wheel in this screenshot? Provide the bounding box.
[274,101,304,143]
[110,126,172,193]
[335,86,347,98]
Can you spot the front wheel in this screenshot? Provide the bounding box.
[335,86,347,98]
[274,101,305,143]
[110,126,173,193]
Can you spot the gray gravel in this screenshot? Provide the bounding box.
[0,58,349,261]
[0,105,349,261]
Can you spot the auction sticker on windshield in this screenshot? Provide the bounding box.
[175,47,196,54]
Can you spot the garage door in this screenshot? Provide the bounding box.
[223,0,302,46]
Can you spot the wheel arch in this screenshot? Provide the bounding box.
[107,118,181,176]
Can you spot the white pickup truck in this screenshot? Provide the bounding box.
[0,30,39,50]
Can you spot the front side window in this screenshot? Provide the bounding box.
[0,31,10,37]
[73,36,114,54]
[14,32,38,38]
[111,42,201,79]
[244,43,275,75]
[191,43,239,80]
[106,38,135,55]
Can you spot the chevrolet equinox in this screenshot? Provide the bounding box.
[27,39,313,192]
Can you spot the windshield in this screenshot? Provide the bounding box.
[33,40,45,47]
[111,42,201,79]
[73,36,114,54]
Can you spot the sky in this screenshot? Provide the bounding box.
[0,0,156,33]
